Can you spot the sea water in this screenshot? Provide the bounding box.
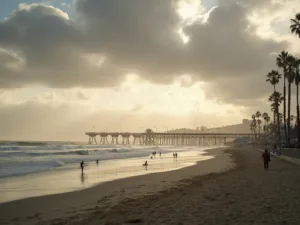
[0,142,218,178]
[0,142,224,203]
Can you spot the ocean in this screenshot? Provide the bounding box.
[0,141,218,178]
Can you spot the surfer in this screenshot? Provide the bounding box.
[80,160,84,174]
[143,161,148,166]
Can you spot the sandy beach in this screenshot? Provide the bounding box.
[0,147,232,225]
[2,146,300,225]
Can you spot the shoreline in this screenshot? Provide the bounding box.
[0,148,220,203]
[0,145,222,178]
[0,147,233,225]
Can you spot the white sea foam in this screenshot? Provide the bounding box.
[0,142,218,178]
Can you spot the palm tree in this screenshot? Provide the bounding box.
[266,70,281,125]
[277,51,289,144]
[255,111,261,134]
[257,119,262,134]
[286,55,297,145]
[290,13,300,38]
[250,119,257,137]
[279,113,283,124]
[262,112,268,132]
[266,70,281,91]
[255,111,261,118]
[251,114,257,137]
[266,116,270,131]
[250,121,256,135]
[268,91,284,153]
[293,58,300,146]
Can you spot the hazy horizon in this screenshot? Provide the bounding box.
[0,0,299,141]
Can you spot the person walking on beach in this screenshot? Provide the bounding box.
[262,149,270,170]
[96,159,99,166]
[80,161,84,174]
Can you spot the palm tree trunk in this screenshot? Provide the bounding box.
[296,84,300,147]
[273,85,276,126]
[283,78,287,143]
[287,81,292,145]
[276,104,282,155]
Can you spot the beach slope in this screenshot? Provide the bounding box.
[49,146,300,225]
[0,148,232,225]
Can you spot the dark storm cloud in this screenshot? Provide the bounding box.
[0,0,289,102]
[0,4,125,88]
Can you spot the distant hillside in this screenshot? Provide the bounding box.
[168,128,196,133]
[167,119,251,134]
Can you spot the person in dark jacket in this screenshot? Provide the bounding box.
[262,149,270,170]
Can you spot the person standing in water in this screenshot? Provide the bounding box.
[262,149,270,170]
[80,161,84,174]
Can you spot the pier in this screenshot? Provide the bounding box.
[85,129,254,146]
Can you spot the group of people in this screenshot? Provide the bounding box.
[80,150,182,174]
[150,151,161,159]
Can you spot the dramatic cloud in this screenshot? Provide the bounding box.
[0,0,296,103]
[0,3,124,88]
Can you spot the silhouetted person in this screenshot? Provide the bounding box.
[262,149,270,170]
[96,159,99,165]
[80,161,84,174]
[143,161,148,166]
[159,152,161,157]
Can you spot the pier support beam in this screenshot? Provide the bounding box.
[88,135,97,144]
[122,133,130,145]
[133,135,142,145]
[100,133,109,145]
[111,133,119,145]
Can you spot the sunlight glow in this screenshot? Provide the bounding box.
[178,28,190,44]
[177,0,201,21]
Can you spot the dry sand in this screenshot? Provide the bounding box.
[0,148,232,225]
[41,146,300,225]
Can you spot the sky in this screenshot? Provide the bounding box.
[0,0,299,141]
